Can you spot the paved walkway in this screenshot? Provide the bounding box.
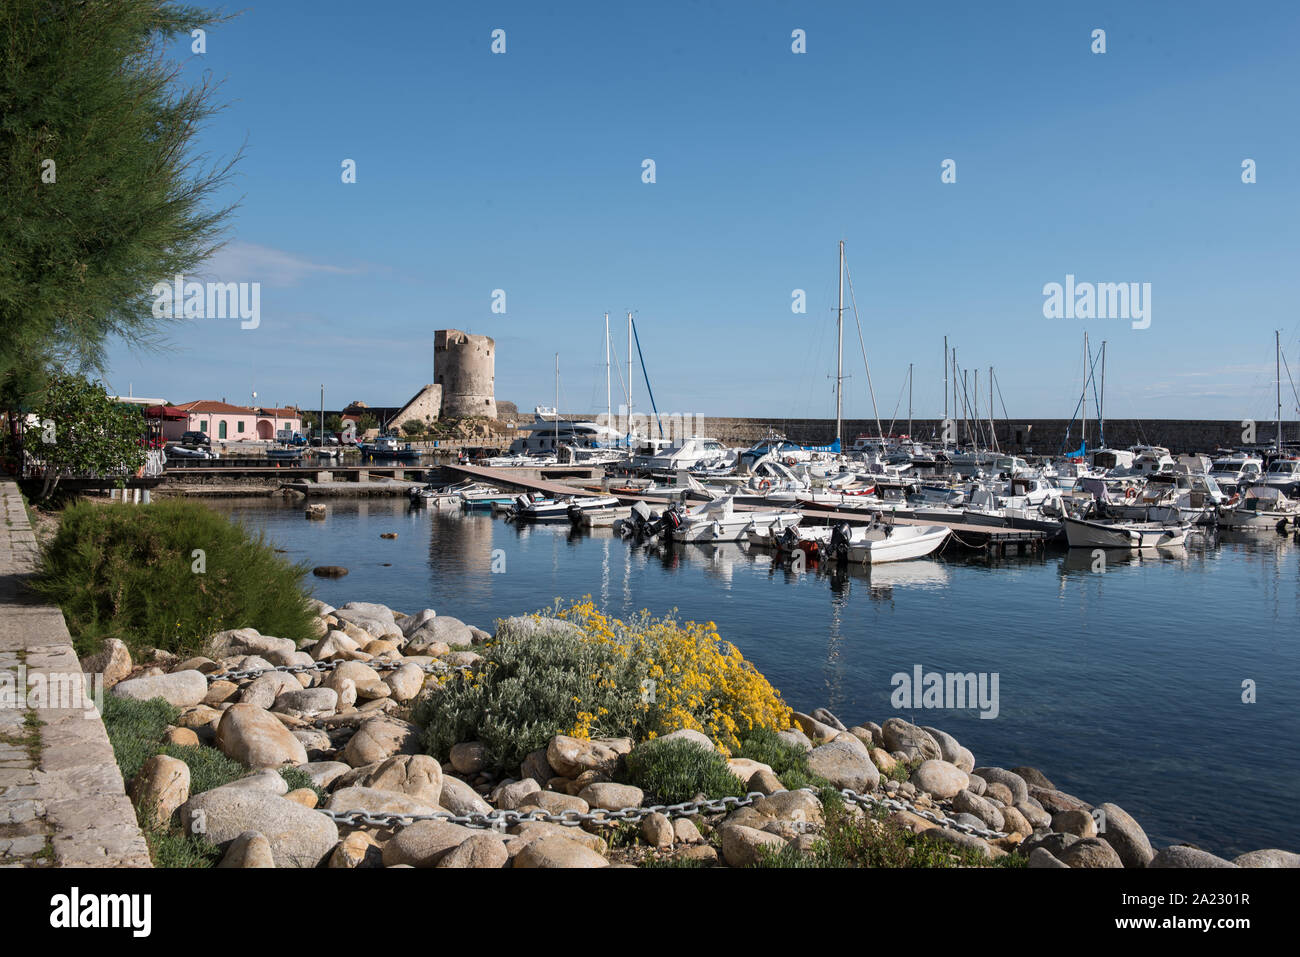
[0,481,150,867]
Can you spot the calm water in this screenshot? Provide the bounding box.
[211,497,1300,858]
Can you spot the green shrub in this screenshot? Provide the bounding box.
[144,825,223,868]
[279,766,326,801]
[413,621,649,770]
[736,727,831,791]
[31,499,319,658]
[623,739,747,804]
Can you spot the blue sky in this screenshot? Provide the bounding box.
[102,1,1300,425]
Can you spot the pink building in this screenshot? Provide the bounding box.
[162,401,302,443]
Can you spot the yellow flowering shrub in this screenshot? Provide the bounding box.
[554,598,792,756]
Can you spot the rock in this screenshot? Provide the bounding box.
[1149,845,1238,868]
[336,602,400,637]
[208,627,297,660]
[1057,838,1124,868]
[326,786,440,817]
[329,830,382,868]
[911,759,969,799]
[967,774,986,796]
[1016,801,1052,830]
[508,821,606,855]
[79,638,133,688]
[442,651,482,668]
[1052,808,1098,839]
[273,687,338,717]
[493,615,585,643]
[547,734,620,777]
[1094,802,1153,868]
[520,791,590,817]
[1010,766,1055,790]
[673,817,703,844]
[677,844,718,864]
[791,711,841,743]
[972,767,1029,805]
[514,835,608,868]
[383,663,425,701]
[406,615,474,649]
[238,671,301,710]
[776,728,813,752]
[985,782,1014,805]
[438,832,508,868]
[129,754,190,828]
[382,820,478,867]
[869,748,897,773]
[215,703,308,768]
[342,718,421,767]
[653,728,717,752]
[495,778,541,810]
[203,680,239,707]
[1029,847,1070,868]
[578,782,644,810]
[999,805,1032,838]
[916,827,997,861]
[881,718,942,761]
[311,630,360,661]
[450,741,490,774]
[111,670,207,708]
[641,812,675,848]
[806,738,880,792]
[439,775,493,815]
[379,532,398,539]
[719,824,788,867]
[521,748,554,786]
[810,707,847,730]
[292,728,332,755]
[313,565,348,577]
[162,726,200,748]
[1021,831,1081,858]
[919,726,971,770]
[217,830,276,868]
[1233,849,1300,868]
[1028,785,1092,816]
[953,789,1005,831]
[300,761,351,790]
[179,790,338,867]
[358,755,444,807]
[753,790,824,825]
[748,769,784,795]
[400,608,437,637]
[284,788,318,808]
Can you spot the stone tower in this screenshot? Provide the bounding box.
[434,330,496,418]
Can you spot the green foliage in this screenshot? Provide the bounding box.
[0,0,240,379]
[144,825,223,868]
[102,695,178,783]
[26,374,147,494]
[356,413,377,433]
[623,739,747,804]
[32,499,318,658]
[400,418,426,437]
[752,803,1021,869]
[279,766,326,802]
[413,620,650,771]
[736,727,831,791]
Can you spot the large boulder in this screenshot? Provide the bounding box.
[881,718,942,761]
[382,820,477,867]
[406,615,473,650]
[214,703,308,768]
[129,754,190,828]
[179,790,338,867]
[79,638,133,689]
[719,824,788,867]
[208,627,297,660]
[436,776,493,816]
[1233,849,1300,868]
[1058,838,1125,868]
[806,738,879,792]
[911,760,969,799]
[238,671,301,710]
[547,734,620,778]
[1094,802,1153,868]
[1149,846,1238,868]
[358,755,443,807]
[112,670,207,708]
[972,767,1029,805]
[513,835,608,868]
[341,717,421,767]
[325,786,440,817]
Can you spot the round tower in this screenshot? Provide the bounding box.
[434,329,496,418]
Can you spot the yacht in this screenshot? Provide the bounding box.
[1260,457,1300,496]
[1208,454,1264,494]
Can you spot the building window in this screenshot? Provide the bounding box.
[237,421,244,433]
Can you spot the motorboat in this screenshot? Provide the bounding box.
[460,487,517,511]
[1260,457,1300,496]
[1063,515,1190,549]
[359,435,422,460]
[1208,454,1263,494]
[1217,486,1300,530]
[266,446,303,463]
[666,492,801,544]
[822,520,951,564]
[1102,470,1227,525]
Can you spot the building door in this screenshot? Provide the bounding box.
[219,421,227,439]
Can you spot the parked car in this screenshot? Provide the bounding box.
[180,430,211,449]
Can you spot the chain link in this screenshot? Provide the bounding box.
[210,658,469,682]
[315,786,1008,840]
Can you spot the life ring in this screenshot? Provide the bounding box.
[784,456,798,466]
[1125,487,1137,500]
[758,479,771,490]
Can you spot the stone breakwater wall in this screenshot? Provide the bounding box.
[102,597,1297,869]
[692,418,1281,454]
[0,482,151,867]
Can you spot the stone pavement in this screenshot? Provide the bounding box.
[0,481,150,867]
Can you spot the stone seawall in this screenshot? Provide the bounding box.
[0,482,151,867]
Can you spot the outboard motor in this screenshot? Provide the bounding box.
[778,525,800,550]
[830,521,853,560]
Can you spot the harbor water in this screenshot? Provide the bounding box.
[210,497,1300,858]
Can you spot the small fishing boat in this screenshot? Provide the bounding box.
[266,446,303,463]
[569,505,633,528]
[1217,486,1300,530]
[826,521,951,564]
[1063,515,1190,548]
[461,487,517,511]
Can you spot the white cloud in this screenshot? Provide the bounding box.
[198,241,366,287]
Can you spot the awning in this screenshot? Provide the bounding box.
[144,405,188,420]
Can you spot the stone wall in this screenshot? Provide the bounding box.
[435,330,496,419]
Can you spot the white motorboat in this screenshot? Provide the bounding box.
[1103,470,1227,525]
[570,506,633,528]
[830,521,952,564]
[1207,454,1263,494]
[666,492,801,544]
[1260,457,1300,496]
[1217,486,1300,530]
[560,495,624,523]
[1063,516,1190,549]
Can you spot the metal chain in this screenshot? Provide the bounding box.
[315,787,1008,840]
[210,658,469,682]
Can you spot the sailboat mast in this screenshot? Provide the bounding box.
[555,353,559,450]
[1082,332,1089,454]
[836,240,844,449]
[989,366,996,452]
[908,362,913,437]
[1278,329,1283,454]
[943,336,948,439]
[1099,341,1107,450]
[604,312,611,432]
